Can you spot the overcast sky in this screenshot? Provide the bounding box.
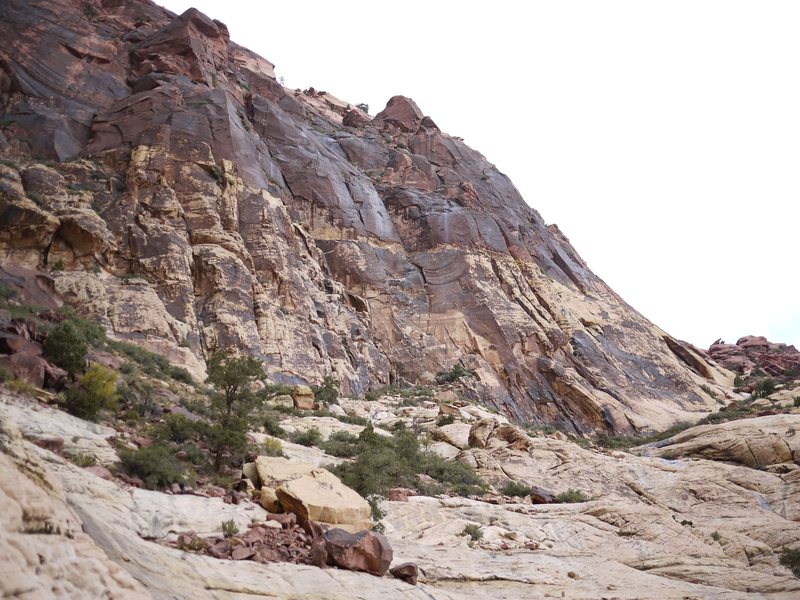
[160,0,800,349]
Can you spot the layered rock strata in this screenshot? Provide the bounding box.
[0,0,732,431]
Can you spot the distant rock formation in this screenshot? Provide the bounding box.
[709,336,800,377]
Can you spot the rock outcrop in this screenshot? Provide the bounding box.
[709,335,800,377]
[0,0,734,433]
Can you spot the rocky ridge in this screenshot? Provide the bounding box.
[0,0,734,433]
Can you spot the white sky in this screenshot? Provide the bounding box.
[160,0,800,349]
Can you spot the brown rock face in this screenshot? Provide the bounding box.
[322,528,393,576]
[709,335,800,377]
[0,0,731,432]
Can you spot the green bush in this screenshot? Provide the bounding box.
[461,524,483,541]
[260,437,285,457]
[64,364,119,421]
[329,424,484,498]
[436,364,475,385]
[170,366,194,384]
[556,489,590,503]
[290,427,323,447]
[44,321,88,375]
[779,547,800,578]
[313,375,339,405]
[322,430,360,457]
[794,397,800,408]
[152,413,204,444]
[754,378,777,398]
[0,366,11,383]
[119,442,189,489]
[0,282,15,302]
[263,414,286,438]
[500,480,532,497]
[436,414,456,427]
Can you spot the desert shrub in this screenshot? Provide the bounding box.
[263,414,286,438]
[322,430,360,457]
[794,397,800,408]
[313,375,339,405]
[290,427,322,447]
[556,489,589,503]
[260,437,285,457]
[0,366,11,383]
[71,453,97,467]
[334,413,369,426]
[170,366,194,384]
[437,414,456,427]
[329,424,484,498]
[109,340,171,377]
[221,519,239,538]
[500,480,532,497]
[210,164,224,183]
[119,442,188,489]
[179,442,208,468]
[461,524,483,541]
[44,321,88,375]
[779,548,800,578]
[6,378,36,395]
[152,413,204,444]
[50,258,65,272]
[64,364,118,421]
[258,382,294,400]
[754,378,777,398]
[0,282,15,302]
[436,364,475,384]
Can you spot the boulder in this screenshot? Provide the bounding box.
[390,562,419,585]
[258,487,279,512]
[292,385,315,411]
[432,422,471,449]
[242,462,259,487]
[322,528,393,576]
[268,394,294,410]
[277,472,372,533]
[255,457,371,531]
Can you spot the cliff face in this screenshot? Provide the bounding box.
[0,0,731,431]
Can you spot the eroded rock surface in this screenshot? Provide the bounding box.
[0,0,734,433]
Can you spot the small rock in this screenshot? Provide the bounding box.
[529,485,557,504]
[33,437,64,455]
[231,546,256,561]
[390,562,419,585]
[207,540,231,559]
[386,487,416,502]
[84,465,114,481]
[265,512,297,529]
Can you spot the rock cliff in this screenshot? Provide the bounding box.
[0,0,731,432]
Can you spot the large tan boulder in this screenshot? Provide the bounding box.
[292,385,315,411]
[255,457,371,532]
[432,422,471,449]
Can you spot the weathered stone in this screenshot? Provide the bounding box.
[258,487,280,512]
[390,562,419,585]
[323,528,393,576]
[292,385,315,410]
